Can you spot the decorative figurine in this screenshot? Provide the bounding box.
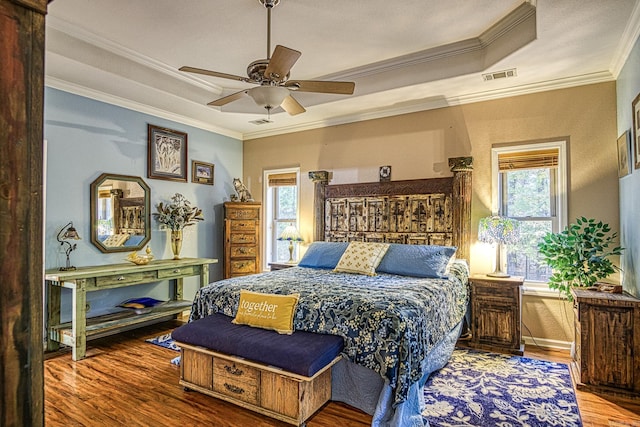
[232,178,254,202]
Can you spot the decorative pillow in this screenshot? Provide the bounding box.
[298,241,350,269]
[376,244,457,278]
[232,290,300,335]
[333,241,390,276]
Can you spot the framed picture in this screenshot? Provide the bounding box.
[191,160,214,185]
[147,124,188,182]
[633,92,640,169]
[617,130,630,178]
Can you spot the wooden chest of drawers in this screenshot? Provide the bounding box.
[224,202,261,279]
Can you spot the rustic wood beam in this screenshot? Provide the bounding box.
[449,156,473,263]
[308,171,330,241]
[1,0,48,425]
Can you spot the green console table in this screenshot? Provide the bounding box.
[46,257,217,360]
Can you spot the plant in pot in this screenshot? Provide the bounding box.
[538,217,623,301]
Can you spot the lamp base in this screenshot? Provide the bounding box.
[59,266,77,271]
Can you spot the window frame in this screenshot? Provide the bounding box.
[491,139,568,294]
[263,167,301,270]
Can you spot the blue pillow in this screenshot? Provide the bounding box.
[298,241,349,269]
[376,244,457,278]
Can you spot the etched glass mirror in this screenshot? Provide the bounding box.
[90,173,151,253]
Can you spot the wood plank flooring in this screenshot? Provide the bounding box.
[44,320,640,426]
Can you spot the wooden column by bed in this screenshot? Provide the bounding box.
[309,157,473,262]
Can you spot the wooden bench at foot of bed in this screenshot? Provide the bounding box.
[172,313,344,426]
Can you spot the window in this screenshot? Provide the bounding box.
[264,168,300,268]
[491,141,567,289]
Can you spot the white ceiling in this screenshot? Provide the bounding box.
[45,0,640,141]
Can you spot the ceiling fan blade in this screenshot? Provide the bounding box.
[207,90,248,107]
[264,45,301,81]
[280,95,306,116]
[179,66,254,83]
[284,80,355,95]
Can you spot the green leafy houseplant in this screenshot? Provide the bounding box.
[538,217,623,300]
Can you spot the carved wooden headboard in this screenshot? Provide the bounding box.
[309,157,473,261]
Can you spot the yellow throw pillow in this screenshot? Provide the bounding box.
[333,241,390,276]
[232,290,300,335]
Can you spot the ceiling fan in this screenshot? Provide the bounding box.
[179,0,355,117]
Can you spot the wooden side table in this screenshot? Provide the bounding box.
[571,288,640,397]
[469,274,524,355]
[269,262,298,271]
[45,257,218,360]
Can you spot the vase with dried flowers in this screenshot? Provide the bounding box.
[153,193,204,259]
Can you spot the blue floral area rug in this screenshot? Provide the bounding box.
[422,348,582,427]
[145,333,181,365]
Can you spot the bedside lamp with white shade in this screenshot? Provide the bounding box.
[278,225,304,263]
[478,216,520,278]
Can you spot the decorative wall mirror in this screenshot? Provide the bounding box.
[90,173,151,253]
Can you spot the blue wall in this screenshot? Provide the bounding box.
[617,35,640,297]
[44,87,243,319]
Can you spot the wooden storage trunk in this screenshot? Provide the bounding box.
[178,342,338,426]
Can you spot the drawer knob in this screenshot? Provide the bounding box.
[224,383,244,395]
[238,248,247,254]
[117,276,125,281]
[172,269,180,273]
[224,364,243,376]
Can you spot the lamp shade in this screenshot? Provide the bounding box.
[248,86,289,110]
[277,225,303,242]
[478,216,520,245]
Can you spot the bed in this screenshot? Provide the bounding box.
[188,157,473,427]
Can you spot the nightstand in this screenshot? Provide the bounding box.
[571,288,640,397]
[268,262,298,271]
[469,274,524,355]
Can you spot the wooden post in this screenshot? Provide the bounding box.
[449,157,473,263]
[308,171,330,242]
[1,0,48,425]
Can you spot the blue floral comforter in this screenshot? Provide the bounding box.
[189,261,469,405]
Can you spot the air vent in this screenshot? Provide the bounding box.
[249,119,274,125]
[482,68,517,81]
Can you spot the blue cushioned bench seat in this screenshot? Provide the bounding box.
[172,313,344,377]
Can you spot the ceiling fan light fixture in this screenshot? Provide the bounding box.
[248,86,289,110]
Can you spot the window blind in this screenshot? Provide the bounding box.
[268,172,297,187]
[498,148,559,171]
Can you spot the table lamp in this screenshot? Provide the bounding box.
[478,216,520,277]
[57,221,82,271]
[278,225,303,263]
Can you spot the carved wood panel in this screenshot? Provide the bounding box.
[325,194,453,245]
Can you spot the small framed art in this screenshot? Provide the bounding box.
[147,124,188,182]
[633,93,640,169]
[617,130,630,178]
[192,160,214,185]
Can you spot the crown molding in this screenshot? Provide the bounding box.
[610,0,640,77]
[45,76,243,141]
[324,2,536,82]
[46,16,223,94]
[243,71,614,140]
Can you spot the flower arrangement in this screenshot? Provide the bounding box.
[153,193,204,231]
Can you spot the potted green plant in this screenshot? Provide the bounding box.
[538,217,623,300]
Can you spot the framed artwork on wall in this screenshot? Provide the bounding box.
[617,130,630,178]
[191,160,214,185]
[633,92,640,169]
[147,124,188,182]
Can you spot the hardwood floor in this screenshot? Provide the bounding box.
[44,321,640,426]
